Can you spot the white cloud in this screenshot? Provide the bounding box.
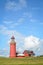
[23,12,32,18]
[19,0,27,7]
[40,52,43,55]
[17,17,25,25]
[23,12,38,23]
[24,35,40,49]
[17,47,23,53]
[32,7,40,10]
[0,25,7,30]
[3,48,8,52]
[10,18,24,28]
[24,35,43,56]
[3,21,13,24]
[30,19,36,22]
[37,48,40,51]
[0,25,7,34]
[0,48,8,57]
[5,0,27,11]
[3,17,25,28]
[5,1,16,10]
[3,20,17,28]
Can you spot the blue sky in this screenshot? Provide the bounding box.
[0,0,43,57]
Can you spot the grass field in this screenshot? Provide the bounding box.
[0,56,43,65]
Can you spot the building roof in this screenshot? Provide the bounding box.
[17,54,24,56]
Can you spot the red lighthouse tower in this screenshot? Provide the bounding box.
[10,36,16,58]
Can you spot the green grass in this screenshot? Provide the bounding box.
[0,56,43,65]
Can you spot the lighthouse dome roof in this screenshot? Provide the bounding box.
[11,36,15,39]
